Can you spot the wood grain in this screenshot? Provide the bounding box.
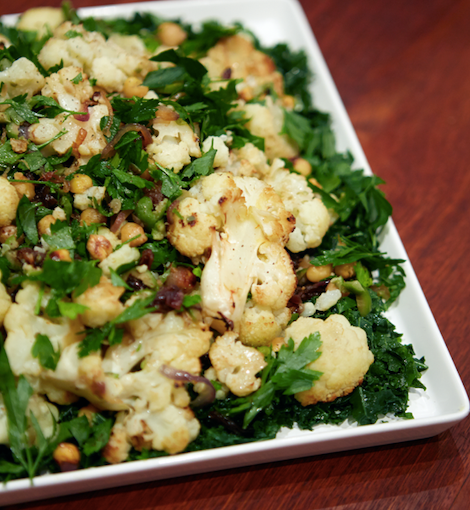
[2,1,469,508]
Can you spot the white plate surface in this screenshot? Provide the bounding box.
[0,0,468,505]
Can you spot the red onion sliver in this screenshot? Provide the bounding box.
[101,123,153,160]
[110,209,132,233]
[159,364,216,408]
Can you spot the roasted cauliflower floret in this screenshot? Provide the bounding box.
[222,147,331,252]
[0,393,59,446]
[0,177,20,228]
[200,34,283,98]
[283,315,374,406]
[239,302,291,347]
[209,332,266,396]
[41,65,94,112]
[0,57,46,99]
[167,172,296,333]
[102,411,131,464]
[202,135,230,168]
[38,22,157,93]
[242,97,298,160]
[264,159,331,252]
[103,310,212,378]
[73,275,125,328]
[3,283,83,378]
[98,244,141,277]
[146,119,201,172]
[125,404,200,455]
[17,7,65,36]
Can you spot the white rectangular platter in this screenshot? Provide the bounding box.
[0,0,468,505]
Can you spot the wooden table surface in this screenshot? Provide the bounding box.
[2,0,470,508]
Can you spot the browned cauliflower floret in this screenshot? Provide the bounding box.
[220,146,331,252]
[146,117,202,173]
[0,393,59,446]
[38,22,157,93]
[3,283,83,379]
[125,404,200,455]
[41,65,93,112]
[239,302,291,347]
[102,411,131,464]
[283,315,374,406]
[264,160,331,252]
[200,34,283,98]
[167,172,296,338]
[209,332,267,396]
[17,7,65,36]
[73,275,125,328]
[242,98,298,160]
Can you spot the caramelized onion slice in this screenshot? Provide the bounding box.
[159,364,216,408]
[101,123,153,160]
[110,209,132,233]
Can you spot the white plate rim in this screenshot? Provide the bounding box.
[0,0,468,505]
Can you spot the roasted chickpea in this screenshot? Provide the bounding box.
[11,172,35,200]
[70,174,93,194]
[282,94,296,109]
[50,249,72,262]
[157,22,187,46]
[80,208,107,226]
[0,225,17,244]
[308,177,323,189]
[293,158,312,177]
[271,336,286,352]
[120,222,147,247]
[87,234,113,261]
[123,77,149,98]
[306,264,333,283]
[53,443,80,472]
[334,262,356,279]
[38,214,56,236]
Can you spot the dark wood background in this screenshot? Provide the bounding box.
[2,0,470,508]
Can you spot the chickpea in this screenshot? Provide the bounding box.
[334,262,356,279]
[293,158,312,177]
[123,77,149,99]
[108,199,122,214]
[53,443,80,472]
[271,336,286,352]
[155,105,179,123]
[239,86,254,102]
[37,215,56,236]
[306,264,333,283]
[87,234,113,261]
[157,22,187,46]
[78,404,98,425]
[80,208,106,226]
[308,177,323,189]
[0,225,17,244]
[326,280,341,293]
[120,222,147,247]
[11,172,35,200]
[50,249,72,262]
[282,95,296,109]
[70,174,93,194]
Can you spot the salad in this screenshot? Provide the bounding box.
[0,3,426,481]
